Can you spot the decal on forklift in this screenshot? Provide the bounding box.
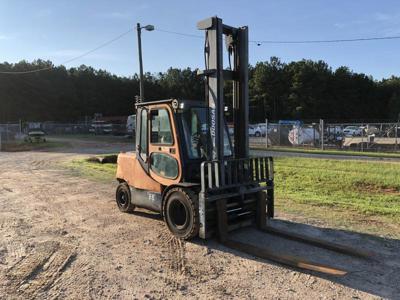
[148,192,157,204]
[147,192,161,209]
[209,107,216,159]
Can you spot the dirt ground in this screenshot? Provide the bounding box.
[0,138,399,299]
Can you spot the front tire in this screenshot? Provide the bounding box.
[116,182,135,213]
[163,188,199,240]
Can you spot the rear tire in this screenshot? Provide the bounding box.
[116,182,135,213]
[163,188,199,240]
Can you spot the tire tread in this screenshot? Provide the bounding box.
[163,187,199,240]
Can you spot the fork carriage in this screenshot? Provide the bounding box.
[199,157,274,238]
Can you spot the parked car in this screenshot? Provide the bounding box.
[89,121,113,135]
[249,125,262,137]
[343,126,362,137]
[24,131,46,143]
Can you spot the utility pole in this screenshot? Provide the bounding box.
[136,23,144,102]
[136,23,154,103]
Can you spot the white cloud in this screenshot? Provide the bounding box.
[333,23,346,29]
[97,12,132,20]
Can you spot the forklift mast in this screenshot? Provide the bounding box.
[195,17,274,239]
[197,17,249,161]
[115,16,371,276]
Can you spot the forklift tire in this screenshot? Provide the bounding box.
[163,188,199,240]
[116,182,135,213]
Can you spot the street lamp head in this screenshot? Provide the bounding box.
[143,24,154,31]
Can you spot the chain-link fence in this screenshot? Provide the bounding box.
[249,120,400,152]
[0,121,131,151]
[2,119,400,153]
[0,122,129,149]
[0,123,20,142]
[0,122,128,136]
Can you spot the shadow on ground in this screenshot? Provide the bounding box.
[132,210,400,299]
[209,219,399,298]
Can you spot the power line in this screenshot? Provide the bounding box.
[62,28,133,64]
[252,35,400,45]
[155,28,400,44]
[0,28,133,74]
[2,25,400,74]
[154,28,203,39]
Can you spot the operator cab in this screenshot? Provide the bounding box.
[176,100,233,182]
[135,99,233,185]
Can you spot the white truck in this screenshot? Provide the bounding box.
[126,114,136,136]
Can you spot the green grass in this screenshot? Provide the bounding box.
[274,157,400,237]
[275,157,400,217]
[64,156,400,237]
[251,145,400,159]
[64,158,117,182]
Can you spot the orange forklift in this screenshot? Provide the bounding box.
[115,17,370,275]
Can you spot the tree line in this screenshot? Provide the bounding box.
[0,58,399,123]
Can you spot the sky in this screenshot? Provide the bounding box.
[1,0,400,79]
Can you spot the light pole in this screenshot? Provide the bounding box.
[136,23,154,102]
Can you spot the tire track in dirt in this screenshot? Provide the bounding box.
[29,158,58,176]
[157,232,225,297]
[0,241,76,299]
[157,231,189,296]
[0,242,29,267]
